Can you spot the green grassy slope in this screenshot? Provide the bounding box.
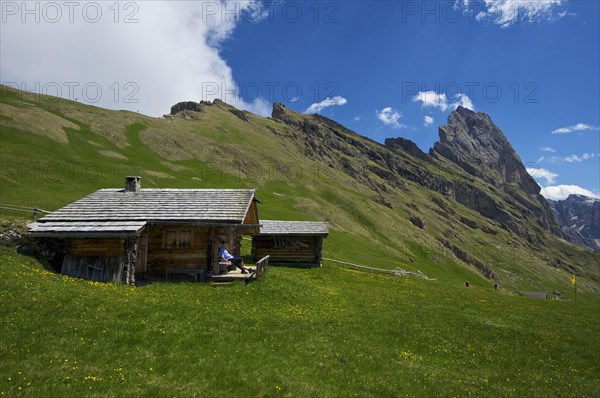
[1,85,597,294]
[1,248,598,397]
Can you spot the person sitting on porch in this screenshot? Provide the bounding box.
[219,241,252,274]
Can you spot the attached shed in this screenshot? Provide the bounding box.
[252,220,329,267]
[28,177,260,283]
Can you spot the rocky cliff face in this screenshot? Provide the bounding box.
[170,101,204,115]
[430,107,561,236]
[431,107,540,194]
[385,137,430,161]
[548,195,600,251]
[271,104,563,242]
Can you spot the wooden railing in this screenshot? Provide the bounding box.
[254,255,269,279]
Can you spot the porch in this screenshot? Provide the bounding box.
[210,255,270,282]
[163,255,270,283]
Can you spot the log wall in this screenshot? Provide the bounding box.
[62,239,127,282]
[67,238,125,256]
[252,235,322,266]
[61,254,124,282]
[145,225,210,276]
[60,225,247,279]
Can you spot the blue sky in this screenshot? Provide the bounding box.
[1,0,598,199]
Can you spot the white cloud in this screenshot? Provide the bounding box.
[412,91,474,111]
[541,185,600,201]
[354,115,361,121]
[454,93,474,110]
[424,115,434,126]
[0,1,271,117]
[564,153,596,163]
[464,0,566,28]
[536,156,545,163]
[547,153,598,164]
[413,91,450,110]
[376,107,405,129]
[304,96,348,114]
[526,167,558,185]
[583,153,595,160]
[551,123,600,135]
[540,147,556,153]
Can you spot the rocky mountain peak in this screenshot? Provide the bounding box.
[431,107,539,195]
[548,194,600,251]
[271,102,303,127]
[385,137,430,161]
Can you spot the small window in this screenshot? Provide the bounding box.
[164,230,178,249]
[179,229,192,249]
[163,228,193,249]
[273,236,289,248]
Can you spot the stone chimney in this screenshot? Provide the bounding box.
[125,176,141,192]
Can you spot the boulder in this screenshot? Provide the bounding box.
[409,216,425,229]
[170,101,203,115]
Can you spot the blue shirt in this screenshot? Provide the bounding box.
[219,246,233,261]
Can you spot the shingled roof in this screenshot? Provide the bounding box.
[258,220,329,236]
[28,221,147,238]
[29,188,257,237]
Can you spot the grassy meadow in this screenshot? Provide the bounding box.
[1,247,599,397]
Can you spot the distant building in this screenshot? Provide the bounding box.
[252,220,329,267]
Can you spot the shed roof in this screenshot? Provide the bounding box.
[39,189,256,223]
[28,221,147,238]
[258,220,329,236]
[29,189,258,237]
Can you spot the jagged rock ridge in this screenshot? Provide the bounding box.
[170,101,204,115]
[431,107,538,194]
[170,99,252,122]
[430,107,561,237]
[271,103,562,239]
[385,137,430,161]
[267,102,591,279]
[548,194,600,251]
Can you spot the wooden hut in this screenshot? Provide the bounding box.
[252,220,328,267]
[28,177,260,283]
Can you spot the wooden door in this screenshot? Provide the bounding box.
[137,233,148,278]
